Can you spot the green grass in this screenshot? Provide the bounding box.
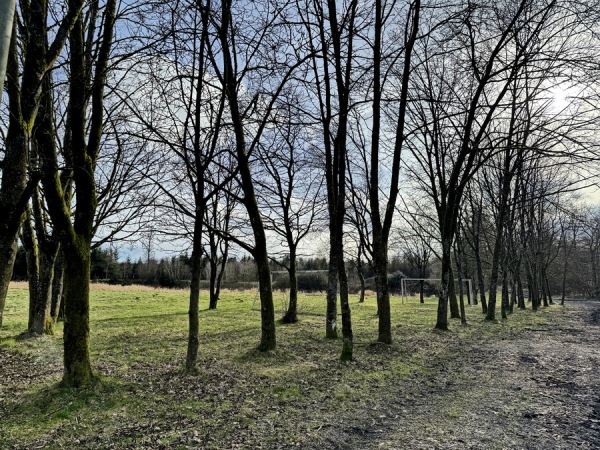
[0,284,558,449]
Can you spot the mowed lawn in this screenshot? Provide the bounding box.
[0,283,556,449]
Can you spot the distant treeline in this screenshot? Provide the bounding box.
[11,247,435,292]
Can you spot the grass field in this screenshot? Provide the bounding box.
[0,282,558,449]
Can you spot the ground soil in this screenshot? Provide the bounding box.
[2,301,599,449]
[335,300,600,450]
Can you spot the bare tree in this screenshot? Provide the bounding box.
[39,0,117,387]
[0,0,84,328]
[406,0,557,330]
[204,0,312,351]
[256,111,324,323]
[365,0,420,344]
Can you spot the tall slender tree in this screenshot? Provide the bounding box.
[39,0,117,386]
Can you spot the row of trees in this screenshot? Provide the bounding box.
[1,0,599,386]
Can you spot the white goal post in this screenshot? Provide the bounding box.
[400,278,473,304]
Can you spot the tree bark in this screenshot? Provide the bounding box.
[435,237,453,330]
[218,0,276,351]
[51,250,65,322]
[357,262,366,303]
[449,268,460,319]
[281,247,298,323]
[339,257,353,360]
[373,243,391,343]
[185,213,202,372]
[61,240,94,387]
[0,0,16,100]
[501,270,509,319]
[0,0,85,326]
[326,242,339,338]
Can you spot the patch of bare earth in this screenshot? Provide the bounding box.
[342,301,600,450]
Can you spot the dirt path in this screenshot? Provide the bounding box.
[330,301,600,450]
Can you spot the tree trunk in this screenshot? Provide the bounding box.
[517,274,525,310]
[22,210,40,330]
[540,266,549,307]
[326,242,338,338]
[544,271,553,305]
[209,258,218,309]
[501,270,509,319]
[449,268,460,319]
[255,247,276,351]
[510,279,516,314]
[459,287,467,326]
[218,0,276,351]
[32,248,57,334]
[0,74,28,329]
[373,241,391,344]
[528,265,539,311]
[61,240,94,387]
[435,238,452,330]
[475,244,486,313]
[486,177,511,321]
[0,236,18,328]
[339,257,353,360]
[208,233,228,310]
[358,266,365,303]
[185,213,202,373]
[419,280,424,304]
[281,248,299,323]
[51,250,65,322]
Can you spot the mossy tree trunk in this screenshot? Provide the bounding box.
[22,208,40,329]
[61,239,93,387]
[51,250,65,322]
[23,120,62,336]
[0,0,84,328]
[39,0,115,387]
[22,203,59,335]
[0,26,31,329]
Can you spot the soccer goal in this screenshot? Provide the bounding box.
[400,278,473,304]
